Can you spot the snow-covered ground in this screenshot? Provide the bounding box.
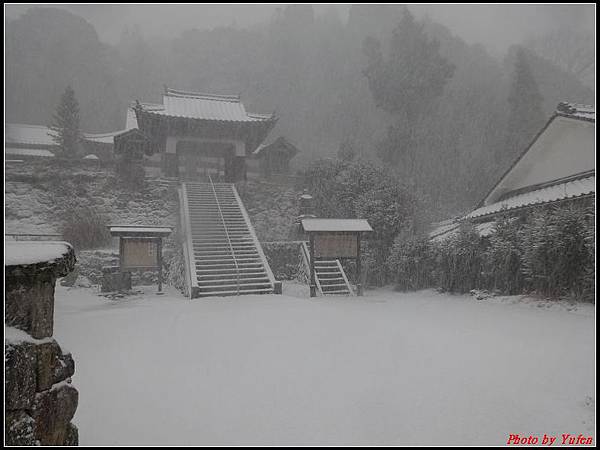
[53,283,595,445]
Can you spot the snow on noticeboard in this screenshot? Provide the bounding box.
[5,241,72,266]
[301,218,373,232]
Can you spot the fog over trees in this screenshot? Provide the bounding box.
[5,4,594,218]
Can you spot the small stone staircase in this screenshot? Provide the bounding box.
[180,180,276,298]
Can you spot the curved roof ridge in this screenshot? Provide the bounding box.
[165,87,240,103]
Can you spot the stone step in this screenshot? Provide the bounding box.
[196,287,273,297]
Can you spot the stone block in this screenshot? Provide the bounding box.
[5,279,55,339]
[101,268,132,292]
[5,410,36,446]
[33,383,79,446]
[35,340,75,391]
[64,422,79,446]
[5,342,37,410]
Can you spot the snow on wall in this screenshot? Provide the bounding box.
[5,241,73,266]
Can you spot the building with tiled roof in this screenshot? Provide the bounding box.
[247,136,300,179]
[431,102,595,241]
[117,87,277,181]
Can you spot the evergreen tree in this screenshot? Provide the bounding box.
[504,48,545,164]
[49,85,82,157]
[363,9,454,169]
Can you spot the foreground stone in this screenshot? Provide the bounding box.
[5,241,79,446]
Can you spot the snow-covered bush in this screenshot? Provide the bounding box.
[484,214,525,295]
[60,206,111,250]
[166,246,186,294]
[392,202,595,302]
[262,242,301,280]
[387,232,435,291]
[433,223,488,293]
[520,204,594,301]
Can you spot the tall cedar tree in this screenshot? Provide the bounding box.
[363,9,454,167]
[504,48,545,164]
[49,85,81,157]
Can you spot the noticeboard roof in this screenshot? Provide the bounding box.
[108,225,173,237]
[301,218,373,233]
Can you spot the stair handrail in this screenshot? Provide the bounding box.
[231,183,277,290]
[336,259,355,296]
[180,183,199,297]
[209,176,240,295]
[299,241,311,284]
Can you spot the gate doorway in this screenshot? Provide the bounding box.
[176,141,235,182]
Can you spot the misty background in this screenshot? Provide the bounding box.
[4,4,595,218]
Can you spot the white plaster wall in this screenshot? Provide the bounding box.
[486,117,595,204]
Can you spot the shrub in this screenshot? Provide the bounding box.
[60,206,111,250]
[166,245,187,294]
[433,223,488,293]
[484,214,525,294]
[521,204,595,301]
[388,232,435,291]
[301,157,428,286]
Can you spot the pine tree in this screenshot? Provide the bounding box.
[504,48,545,165]
[49,85,81,157]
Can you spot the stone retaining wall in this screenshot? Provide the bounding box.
[5,242,79,446]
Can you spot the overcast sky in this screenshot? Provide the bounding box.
[5,4,596,56]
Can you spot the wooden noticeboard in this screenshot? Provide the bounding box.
[121,238,159,269]
[314,233,357,258]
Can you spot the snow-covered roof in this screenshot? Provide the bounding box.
[108,225,173,237]
[479,101,595,207]
[5,123,56,147]
[137,88,275,123]
[429,221,497,243]
[253,137,300,157]
[429,219,460,240]
[465,174,595,220]
[301,218,373,232]
[83,131,120,144]
[6,123,122,147]
[555,102,595,122]
[5,241,73,266]
[125,107,139,130]
[5,147,55,158]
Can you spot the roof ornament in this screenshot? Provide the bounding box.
[557,102,576,114]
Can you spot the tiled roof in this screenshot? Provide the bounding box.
[125,107,138,130]
[5,147,55,158]
[555,102,595,122]
[253,136,300,156]
[138,88,275,123]
[6,123,121,146]
[5,123,55,147]
[465,174,595,220]
[83,131,121,144]
[429,221,496,243]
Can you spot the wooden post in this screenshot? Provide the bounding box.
[309,233,316,298]
[356,232,363,296]
[119,238,124,272]
[157,238,163,293]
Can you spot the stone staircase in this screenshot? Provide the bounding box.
[180,180,276,298]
